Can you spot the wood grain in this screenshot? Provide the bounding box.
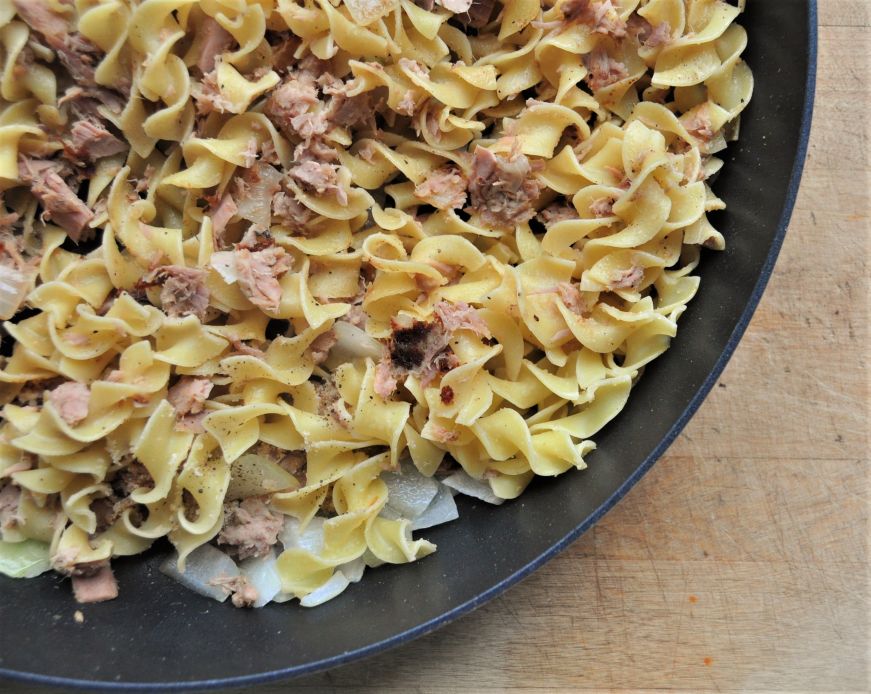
[10,2,869,693]
[248,5,867,693]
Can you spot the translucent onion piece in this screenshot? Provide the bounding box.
[337,555,366,583]
[279,516,325,554]
[236,164,283,230]
[159,545,239,602]
[382,461,440,519]
[0,266,35,320]
[362,548,385,568]
[410,484,459,530]
[442,470,504,505]
[299,571,350,607]
[323,320,384,370]
[238,550,283,607]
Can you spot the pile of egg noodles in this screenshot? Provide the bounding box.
[0,0,752,605]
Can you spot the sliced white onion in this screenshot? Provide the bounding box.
[0,266,35,321]
[300,571,350,607]
[279,516,325,554]
[378,505,402,521]
[236,163,283,230]
[338,555,366,583]
[323,320,383,370]
[159,545,239,602]
[382,461,440,519]
[442,470,504,505]
[238,550,283,608]
[411,484,459,530]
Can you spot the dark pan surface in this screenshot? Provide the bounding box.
[0,2,817,689]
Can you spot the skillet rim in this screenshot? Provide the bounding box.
[0,2,818,689]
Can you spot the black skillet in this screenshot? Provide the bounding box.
[0,1,817,689]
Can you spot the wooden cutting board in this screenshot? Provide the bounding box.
[250,3,866,692]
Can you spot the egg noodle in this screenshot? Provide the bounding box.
[0,0,751,606]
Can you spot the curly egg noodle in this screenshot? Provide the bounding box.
[0,0,751,606]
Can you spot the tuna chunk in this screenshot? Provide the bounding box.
[628,15,672,47]
[390,320,451,375]
[684,106,715,142]
[376,317,459,398]
[272,192,316,234]
[645,21,672,47]
[0,483,21,534]
[92,494,140,533]
[145,266,210,321]
[192,69,235,115]
[57,34,102,86]
[537,202,579,227]
[197,16,235,73]
[467,147,543,229]
[289,161,348,205]
[263,74,324,141]
[414,165,468,210]
[375,300,496,398]
[18,157,93,241]
[0,208,18,235]
[168,377,212,417]
[428,423,460,443]
[374,359,399,399]
[217,497,284,561]
[396,91,417,116]
[111,462,153,496]
[72,565,119,604]
[454,0,496,28]
[269,34,300,74]
[208,193,238,244]
[12,0,67,37]
[50,381,90,426]
[64,118,128,164]
[344,305,367,329]
[313,375,352,427]
[59,85,126,121]
[609,265,644,290]
[589,197,615,217]
[211,575,259,608]
[14,0,103,85]
[556,281,593,316]
[236,245,291,311]
[324,83,375,130]
[584,45,628,91]
[434,301,491,338]
[308,329,337,365]
[562,0,627,37]
[211,232,293,312]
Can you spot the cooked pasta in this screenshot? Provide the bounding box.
[0,0,752,606]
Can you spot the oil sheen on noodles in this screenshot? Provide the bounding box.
[0,0,752,608]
